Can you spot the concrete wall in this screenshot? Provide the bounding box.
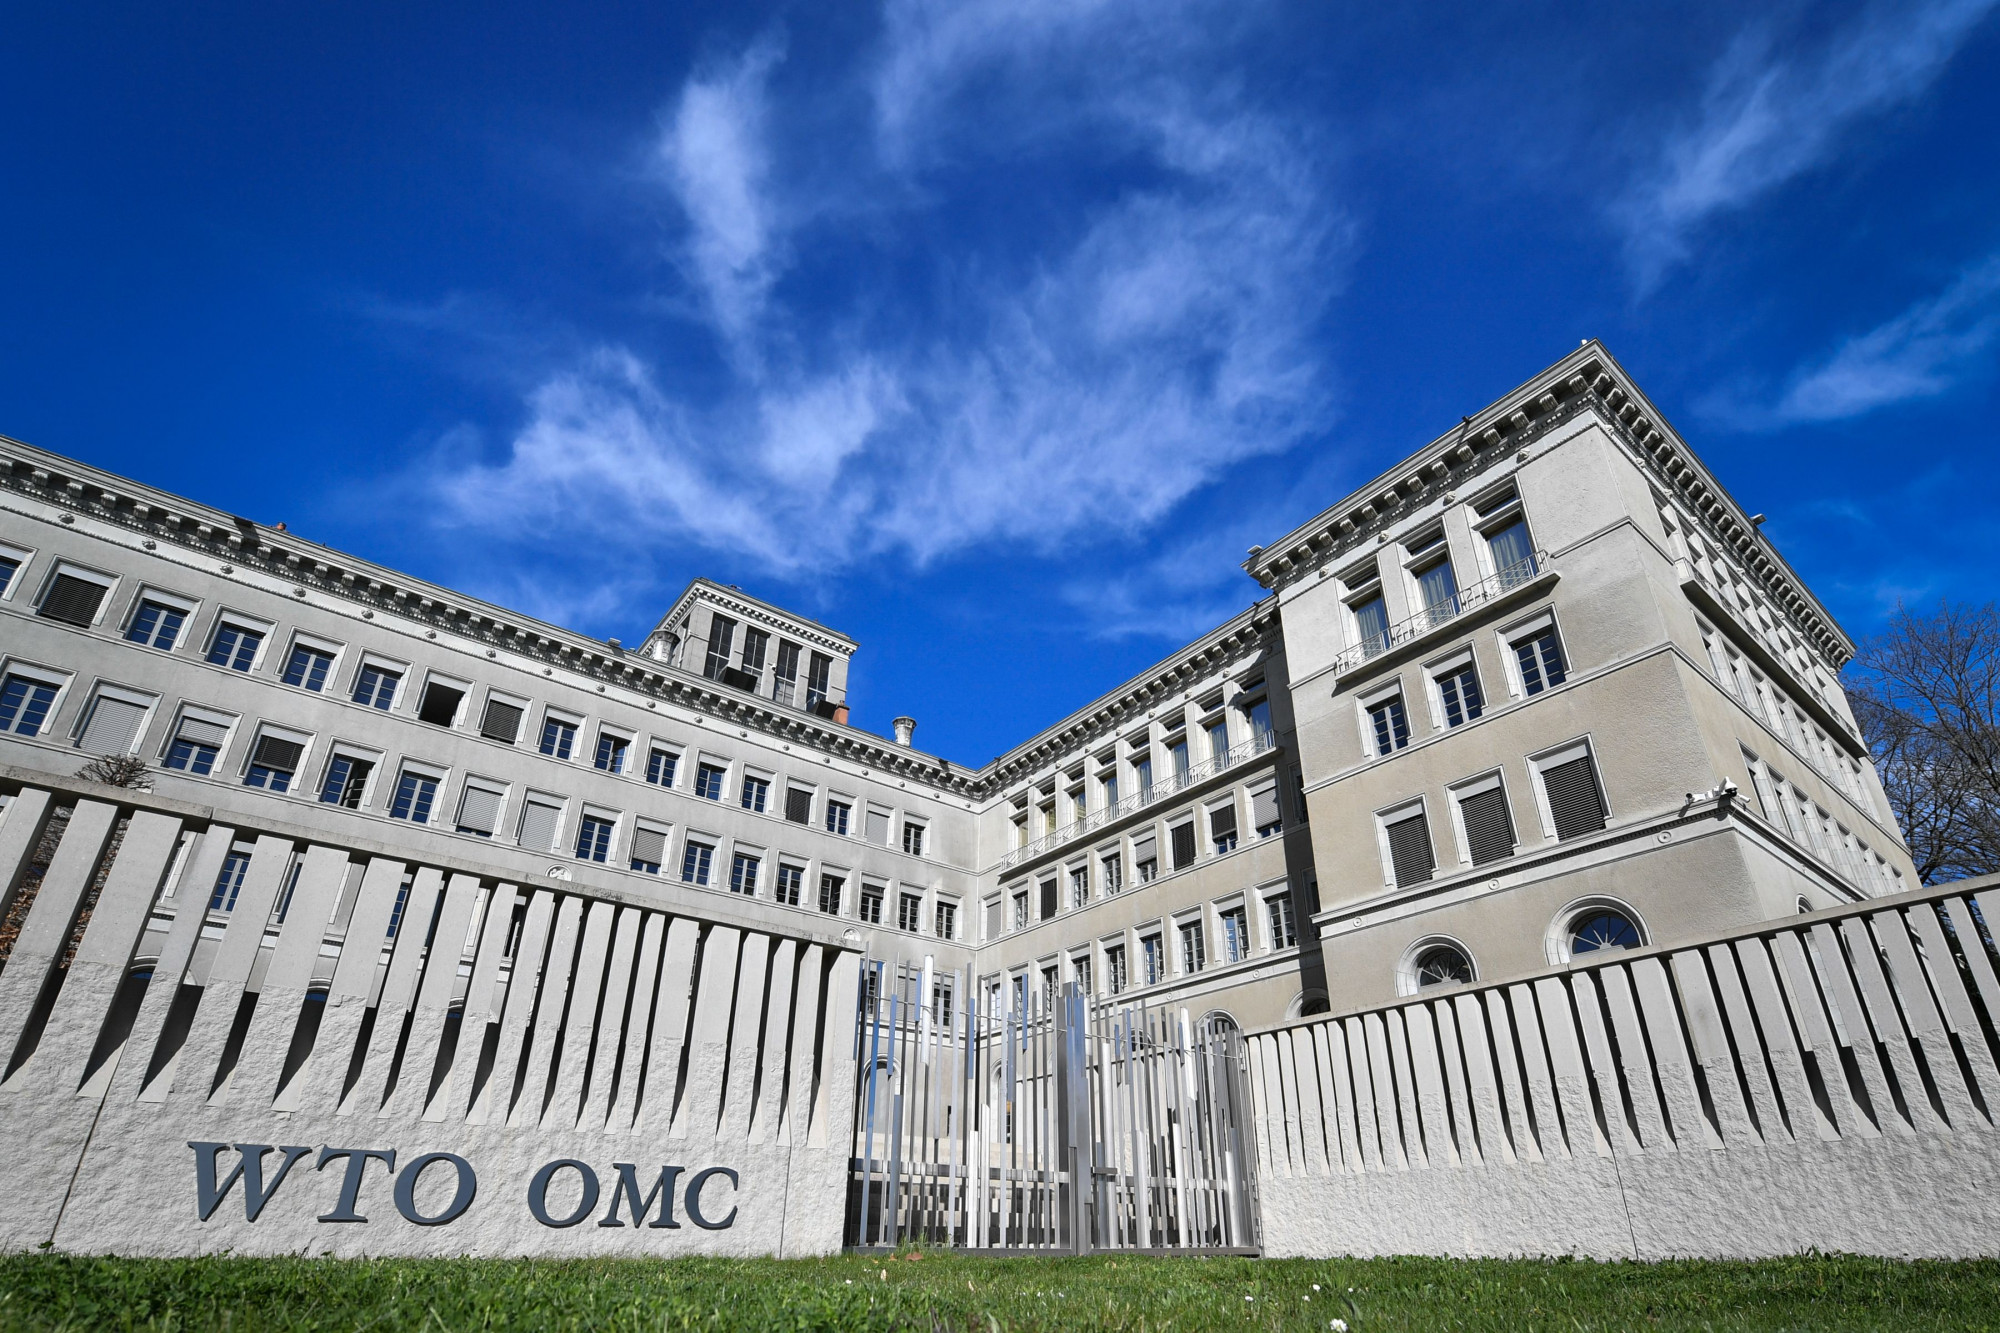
[1247,875,2000,1259]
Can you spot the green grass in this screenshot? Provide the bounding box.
[1,1250,1995,1332]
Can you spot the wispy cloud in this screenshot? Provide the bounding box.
[423,0,1347,598]
[1617,0,1997,289]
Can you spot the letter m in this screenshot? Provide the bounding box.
[188,1143,313,1222]
[597,1163,683,1229]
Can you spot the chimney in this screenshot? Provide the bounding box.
[892,716,916,747]
[833,704,850,725]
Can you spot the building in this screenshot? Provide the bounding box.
[0,342,1931,1258]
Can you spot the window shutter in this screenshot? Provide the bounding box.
[1542,756,1606,840]
[867,809,891,844]
[78,696,146,754]
[984,899,1001,938]
[1459,787,1515,866]
[1170,822,1197,870]
[518,800,561,851]
[784,788,813,823]
[1039,878,1058,919]
[1132,832,1157,865]
[252,734,304,772]
[39,574,107,626]
[1208,804,1237,840]
[1251,785,1280,829]
[480,700,523,743]
[457,784,503,835]
[1386,813,1435,887]
[630,826,668,866]
[176,715,230,747]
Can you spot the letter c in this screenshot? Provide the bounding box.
[393,1152,477,1226]
[527,1159,599,1228]
[684,1166,739,1230]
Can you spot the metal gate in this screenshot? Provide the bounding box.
[846,960,1259,1253]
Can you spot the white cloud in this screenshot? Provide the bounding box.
[1773,252,2000,421]
[431,0,1347,584]
[1617,0,1997,288]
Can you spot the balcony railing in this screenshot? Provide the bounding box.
[1331,552,1548,677]
[996,728,1279,870]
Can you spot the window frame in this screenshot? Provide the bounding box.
[1448,769,1516,868]
[202,610,274,674]
[1529,737,1609,842]
[315,745,381,809]
[1374,796,1436,889]
[387,761,446,823]
[1497,609,1567,699]
[160,705,237,776]
[35,561,118,629]
[1397,934,1478,996]
[1426,648,1486,731]
[72,681,158,757]
[415,671,471,729]
[242,723,312,794]
[120,585,198,653]
[278,632,343,693]
[349,653,410,712]
[1545,896,1648,965]
[0,542,34,602]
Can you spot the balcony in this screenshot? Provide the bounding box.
[996,728,1279,871]
[1331,552,1551,679]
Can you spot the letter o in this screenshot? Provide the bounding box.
[684,1166,739,1230]
[393,1152,477,1226]
[527,1159,599,1228]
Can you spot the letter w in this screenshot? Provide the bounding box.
[598,1164,683,1229]
[188,1142,313,1222]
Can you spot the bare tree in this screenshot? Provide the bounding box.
[76,753,152,790]
[1848,601,2000,883]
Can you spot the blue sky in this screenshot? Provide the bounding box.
[3,0,1997,764]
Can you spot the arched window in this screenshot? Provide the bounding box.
[1201,1011,1240,1041]
[1568,909,1642,956]
[1414,943,1474,989]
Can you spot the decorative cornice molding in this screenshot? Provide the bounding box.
[653,578,857,657]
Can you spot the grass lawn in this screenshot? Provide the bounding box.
[1,1250,1995,1331]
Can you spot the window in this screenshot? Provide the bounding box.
[1100,769,1119,807]
[670,840,709,885]
[825,799,851,835]
[539,715,577,759]
[1209,803,1238,855]
[898,892,922,932]
[1384,808,1435,886]
[805,652,833,712]
[1569,909,1642,956]
[1219,906,1250,963]
[935,900,956,940]
[1245,695,1274,745]
[245,734,304,792]
[479,697,524,743]
[1436,662,1484,727]
[1514,628,1567,695]
[209,847,252,912]
[1069,865,1088,908]
[456,781,504,837]
[695,763,727,800]
[932,977,955,1025]
[38,572,108,626]
[125,599,186,651]
[575,814,614,862]
[1180,920,1206,973]
[1101,852,1123,894]
[1415,943,1473,989]
[859,886,883,924]
[1251,784,1282,838]
[902,821,926,856]
[1038,877,1058,920]
[1415,558,1459,627]
[206,622,263,672]
[704,616,736,679]
[1133,833,1158,884]
[385,876,415,939]
[1072,953,1092,995]
[1540,748,1607,840]
[740,628,769,677]
[1266,894,1298,949]
[353,665,401,711]
[646,748,679,786]
[1369,695,1411,755]
[417,679,464,727]
[1105,945,1128,995]
[319,754,372,807]
[1169,821,1197,871]
[165,715,229,775]
[741,774,769,813]
[0,673,59,736]
[76,690,149,755]
[594,732,629,774]
[866,807,892,844]
[281,644,334,691]
[389,769,439,823]
[1168,735,1190,779]
[1140,934,1163,986]
[1487,516,1537,586]
[1207,717,1230,761]
[1456,780,1515,866]
[773,640,801,706]
[629,826,667,874]
[818,873,844,915]
[0,553,18,599]
[1134,755,1154,795]
[784,786,813,823]
[1353,593,1390,656]
[774,863,803,906]
[518,798,563,851]
[729,852,761,895]
[1011,891,1029,930]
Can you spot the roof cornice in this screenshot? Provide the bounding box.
[1242,342,1856,667]
[653,577,857,655]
